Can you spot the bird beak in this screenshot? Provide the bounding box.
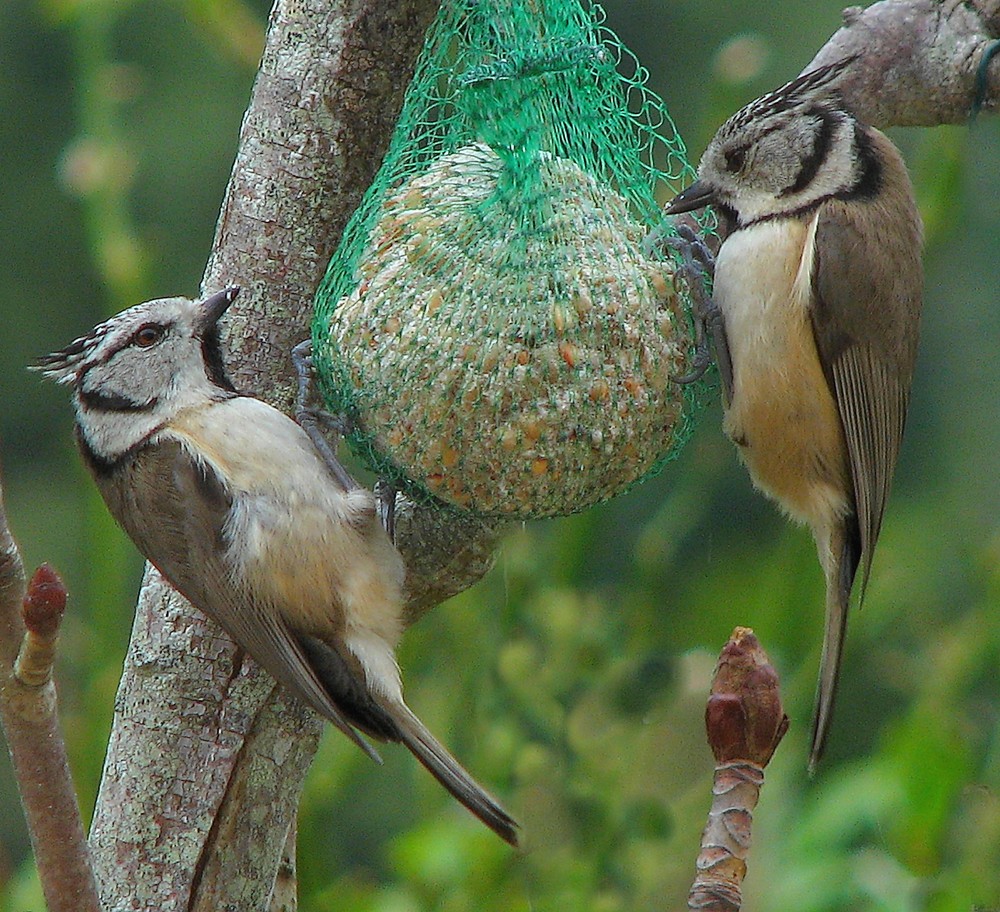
[664,180,717,215]
[197,286,240,332]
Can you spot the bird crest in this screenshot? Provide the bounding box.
[725,56,856,133]
[34,320,119,384]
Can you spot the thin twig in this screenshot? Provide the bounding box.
[0,458,101,912]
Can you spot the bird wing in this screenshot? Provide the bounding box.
[97,436,380,761]
[809,199,921,593]
[806,196,921,768]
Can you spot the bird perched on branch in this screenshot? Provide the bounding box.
[664,58,923,770]
[36,287,517,844]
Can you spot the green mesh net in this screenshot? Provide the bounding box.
[312,0,706,520]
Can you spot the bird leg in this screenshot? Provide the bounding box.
[292,340,400,540]
[646,222,733,402]
[374,479,399,544]
[291,339,360,492]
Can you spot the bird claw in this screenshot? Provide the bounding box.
[375,479,399,544]
[291,340,360,492]
[645,222,733,400]
[671,345,714,386]
[292,341,400,538]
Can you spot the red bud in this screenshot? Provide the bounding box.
[22,564,67,638]
[706,627,788,766]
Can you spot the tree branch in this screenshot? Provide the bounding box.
[0,463,101,912]
[807,0,1000,125]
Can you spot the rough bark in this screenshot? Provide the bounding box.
[807,0,1000,125]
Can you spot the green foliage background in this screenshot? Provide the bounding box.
[2,1,999,910]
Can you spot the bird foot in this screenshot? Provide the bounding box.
[646,223,733,400]
[292,341,399,539]
[291,340,360,492]
[374,479,399,544]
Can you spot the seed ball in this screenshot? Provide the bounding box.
[324,143,690,518]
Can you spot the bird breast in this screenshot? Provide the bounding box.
[168,397,407,649]
[714,213,851,529]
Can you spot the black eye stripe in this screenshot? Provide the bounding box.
[778,107,836,198]
[78,387,159,413]
[76,320,174,369]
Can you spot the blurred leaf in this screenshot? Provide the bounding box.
[907,126,966,249]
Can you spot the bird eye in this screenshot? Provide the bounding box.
[132,324,165,348]
[724,146,747,173]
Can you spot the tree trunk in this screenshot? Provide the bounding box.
[86,2,502,908]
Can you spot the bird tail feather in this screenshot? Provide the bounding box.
[390,701,519,846]
[809,583,849,774]
[809,524,859,773]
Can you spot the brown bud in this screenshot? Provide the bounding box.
[706,627,788,766]
[22,563,67,639]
